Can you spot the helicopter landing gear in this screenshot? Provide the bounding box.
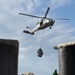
[26,26,29,28]
[50,27,51,29]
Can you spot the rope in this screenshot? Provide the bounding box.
[40,30,44,48]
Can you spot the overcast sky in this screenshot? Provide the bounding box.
[0,0,75,75]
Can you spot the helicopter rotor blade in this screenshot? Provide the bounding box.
[44,7,50,18]
[19,13,43,18]
[53,18,70,20]
[19,13,70,20]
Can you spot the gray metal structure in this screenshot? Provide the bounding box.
[0,39,19,75]
[54,42,75,75]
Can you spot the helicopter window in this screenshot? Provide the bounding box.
[40,21,43,25]
[37,22,39,25]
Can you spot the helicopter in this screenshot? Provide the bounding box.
[19,7,69,35]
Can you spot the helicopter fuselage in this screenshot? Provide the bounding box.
[38,18,55,30]
[19,7,69,35]
[23,18,55,35]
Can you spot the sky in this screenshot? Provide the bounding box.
[0,0,75,75]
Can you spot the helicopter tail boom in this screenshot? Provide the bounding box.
[23,30,34,35]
